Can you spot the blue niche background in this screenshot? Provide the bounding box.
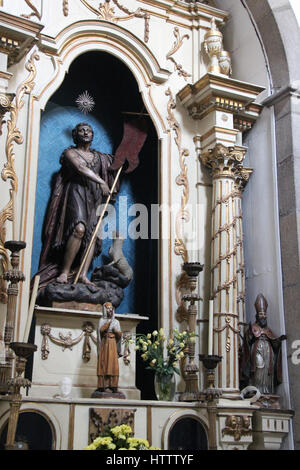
[31,51,158,321]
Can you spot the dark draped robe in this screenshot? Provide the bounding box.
[35,147,118,290]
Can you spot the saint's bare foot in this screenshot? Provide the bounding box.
[79,275,96,286]
[56,272,68,283]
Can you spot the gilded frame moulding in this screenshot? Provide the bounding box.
[0,50,39,304]
[166,27,191,81]
[80,0,150,43]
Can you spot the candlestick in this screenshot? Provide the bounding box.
[208,300,214,355]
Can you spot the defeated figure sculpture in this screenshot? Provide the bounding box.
[36,233,133,308]
[240,293,287,396]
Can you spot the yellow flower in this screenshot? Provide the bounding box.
[169,339,174,345]
[152,330,158,336]
[83,443,97,450]
[179,342,185,348]
[147,333,152,339]
[173,361,178,367]
[150,359,157,366]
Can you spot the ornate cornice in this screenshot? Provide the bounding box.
[178,73,264,126]
[0,11,43,66]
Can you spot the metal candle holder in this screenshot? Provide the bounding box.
[5,342,37,450]
[199,354,222,402]
[179,262,203,402]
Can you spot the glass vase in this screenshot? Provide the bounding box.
[154,373,176,401]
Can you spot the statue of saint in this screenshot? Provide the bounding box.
[37,122,119,288]
[95,302,123,396]
[240,293,287,395]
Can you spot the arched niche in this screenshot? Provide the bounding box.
[168,415,208,450]
[162,410,209,450]
[29,49,160,399]
[0,409,56,450]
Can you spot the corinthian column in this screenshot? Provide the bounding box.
[201,144,248,396]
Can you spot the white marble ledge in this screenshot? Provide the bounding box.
[35,305,149,321]
[0,396,206,408]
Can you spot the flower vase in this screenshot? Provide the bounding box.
[154,373,176,401]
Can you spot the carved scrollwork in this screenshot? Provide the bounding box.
[166,28,191,81]
[166,88,190,262]
[80,0,150,42]
[0,51,39,304]
[41,321,97,361]
[21,0,42,20]
[122,332,132,366]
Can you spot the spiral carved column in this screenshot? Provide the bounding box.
[234,169,252,343]
[201,144,248,395]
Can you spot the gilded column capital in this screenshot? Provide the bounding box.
[234,167,253,193]
[200,143,247,179]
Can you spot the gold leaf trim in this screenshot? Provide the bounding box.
[63,0,69,16]
[80,0,150,42]
[0,51,39,303]
[166,87,190,262]
[166,27,191,81]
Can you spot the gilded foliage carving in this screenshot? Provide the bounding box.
[80,0,150,42]
[166,28,191,81]
[41,322,97,361]
[166,87,190,262]
[0,51,39,303]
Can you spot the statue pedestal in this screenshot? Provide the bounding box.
[30,306,148,400]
